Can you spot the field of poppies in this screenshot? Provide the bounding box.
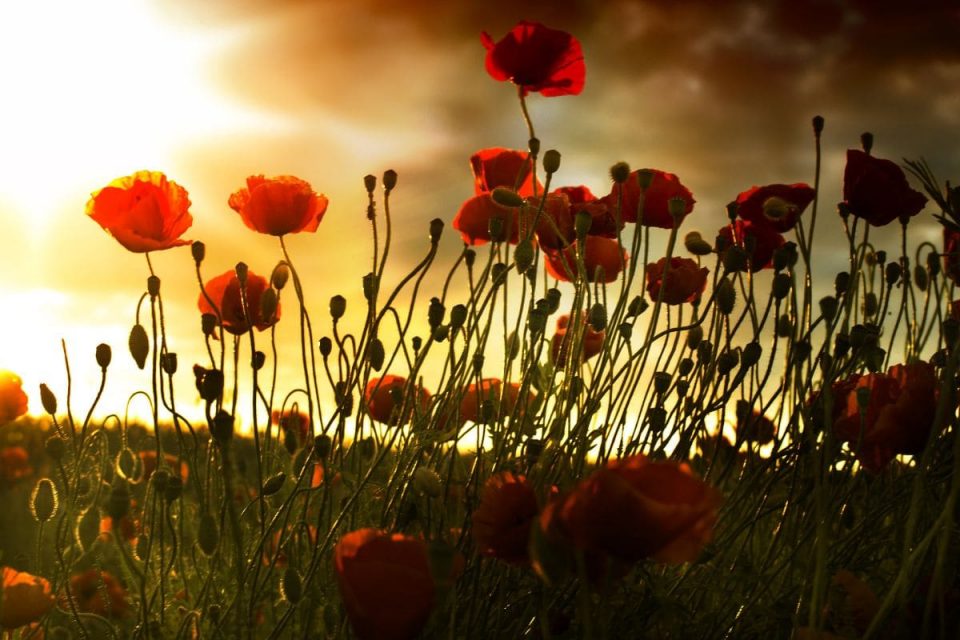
[1,19,959,640]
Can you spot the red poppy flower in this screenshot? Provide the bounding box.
[556,185,623,239]
[66,570,129,619]
[470,148,541,197]
[228,175,328,236]
[334,529,437,640]
[718,219,785,272]
[452,193,519,245]
[645,257,709,305]
[551,312,605,366]
[364,375,432,426]
[605,169,695,228]
[481,21,585,97]
[842,150,927,226]
[458,379,529,425]
[544,455,720,565]
[733,183,815,233]
[735,402,777,445]
[944,227,960,285]
[197,270,279,336]
[86,171,193,253]
[0,371,28,424]
[472,472,539,565]
[0,446,32,485]
[544,235,627,283]
[527,192,573,251]
[272,409,311,447]
[100,512,138,543]
[1,567,54,630]
[138,450,189,483]
[832,361,937,472]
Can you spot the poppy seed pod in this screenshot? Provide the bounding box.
[860,131,874,154]
[147,275,161,298]
[363,174,376,194]
[234,262,248,284]
[382,169,398,192]
[330,295,347,320]
[653,372,672,394]
[428,298,444,329]
[772,273,792,300]
[610,162,631,184]
[362,273,379,302]
[684,231,713,256]
[589,303,607,331]
[835,271,851,294]
[129,324,149,370]
[39,383,57,415]
[636,169,654,190]
[618,321,633,339]
[449,304,467,331]
[201,313,217,337]
[514,239,535,273]
[199,369,224,402]
[716,350,739,376]
[429,218,444,244]
[191,240,206,264]
[678,357,694,376]
[820,296,839,322]
[574,210,592,239]
[813,115,825,135]
[543,149,561,174]
[367,339,385,371]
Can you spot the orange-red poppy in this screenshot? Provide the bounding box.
[0,371,28,424]
[364,375,431,426]
[452,193,519,245]
[228,175,328,236]
[198,270,279,336]
[544,236,627,283]
[86,171,193,253]
[551,313,605,366]
[0,567,54,630]
[66,570,129,619]
[458,379,529,425]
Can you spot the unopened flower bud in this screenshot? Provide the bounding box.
[773,242,798,271]
[528,309,547,336]
[449,304,467,331]
[528,137,540,156]
[260,288,278,322]
[506,332,520,361]
[860,131,874,155]
[314,434,332,459]
[684,231,713,256]
[647,407,667,431]
[45,435,65,460]
[618,322,633,340]
[687,326,704,350]
[161,352,178,375]
[726,202,739,221]
[147,275,161,298]
[545,288,561,313]
[362,273,379,302]
[653,372,672,394]
[697,340,713,363]
[609,162,630,184]
[589,304,607,331]
[628,296,648,317]
[429,218,444,244]
[197,513,219,556]
[717,350,739,375]
[129,324,149,370]
[272,263,290,290]
[716,277,736,314]
[820,296,838,322]
[382,169,398,192]
[330,295,347,320]
[211,411,234,444]
[201,313,217,337]
[262,472,285,496]
[741,342,762,368]
[574,210,592,239]
[281,567,302,604]
[367,339,385,371]
[464,248,476,269]
[679,358,694,376]
[199,369,223,402]
[491,187,524,208]
[723,246,748,272]
[862,292,878,317]
[491,263,508,284]
[39,383,57,415]
[411,336,422,352]
[812,115,824,136]
[191,241,205,265]
[428,297,445,329]
[515,239,535,273]
[543,149,561,174]
[31,478,58,522]
[234,262,247,284]
[914,265,928,291]
[772,273,792,300]
[835,271,851,295]
[251,351,265,371]
[364,174,376,193]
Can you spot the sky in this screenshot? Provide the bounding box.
[1,0,958,432]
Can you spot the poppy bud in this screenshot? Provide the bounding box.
[794,340,812,364]
[491,263,508,284]
[669,197,688,223]
[491,186,524,208]
[675,379,689,397]
[107,481,130,521]
[543,149,561,174]
[860,131,874,155]
[199,369,223,402]
[647,407,667,431]
[835,271,851,294]
[773,242,798,271]
[260,288,278,323]
[165,476,182,502]
[772,273,792,300]
[722,246,748,272]
[411,336,422,352]
[382,169,398,193]
[687,326,704,350]
[820,296,838,322]
[147,275,161,298]
[610,161,630,184]
[201,313,217,337]
[875,250,887,264]
[368,339,385,371]
[463,248,476,269]
[776,314,793,338]
[506,332,520,361]
[197,513,219,556]
[362,273,379,302]
[449,304,467,331]
[211,411,234,444]
[314,434,332,460]
[914,265,928,291]
[528,309,547,336]
[471,354,485,376]
[515,239,535,274]
[618,322,633,340]
[545,288,561,313]
[271,263,290,290]
[812,115,824,136]
[45,435,65,460]
[234,262,248,284]
[636,169,654,190]
[191,241,206,265]
[31,478,58,522]
[927,250,941,277]
[429,218,444,244]
[726,202,739,221]
[330,295,347,320]
[628,296,648,317]
[157,352,177,375]
[427,297,445,329]
[716,277,736,315]
[39,383,57,415]
[653,372,672,394]
[129,324,149,370]
[863,292,879,317]
[589,304,607,331]
[92,343,112,370]
[837,201,851,219]
[251,350,265,371]
[717,350,739,375]
[678,358,694,376]
[432,325,449,342]
[413,467,443,497]
[262,472,285,496]
[741,342,762,368]
[281,567,302,604]
[528,137,540,156]
[574,210,592,239]
[684,231,713,256]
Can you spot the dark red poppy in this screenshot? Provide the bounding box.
[364,375,432,426]
[605,169,695,228]
[334,529,437,640]
[458,379,529,425]
[86,171,193,253]
[832,361,937,472]
[842,149,927,226]
[735,402,777,445]
[734,183,815,233]
[718,219,785,272]
[544,455,720,565]
[944,227,960,285]
[272,409,311,447]
[529,192,573,251]
[452,193,519,245]
[551,312,605,366]
[556,185,622,239]
[470,148,541,197]
[228,175,328,237]
[67,570,129,619]
[645,257,708,305]
[472,472,539,565]
[481,21,585,97]
[197,270,279,336]
[533,187,622,251]
[544,235,627,283]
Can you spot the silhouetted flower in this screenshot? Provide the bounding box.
[453,193,518,245]
[645,257,708,304]
[228,175,328,236]
[198,270,279,336]
[842,150,927,226]
[718,219,785,272]
[481,21,585,97]
[472,472,539,565]
[86,171,192,252]
[733,183,815,233]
